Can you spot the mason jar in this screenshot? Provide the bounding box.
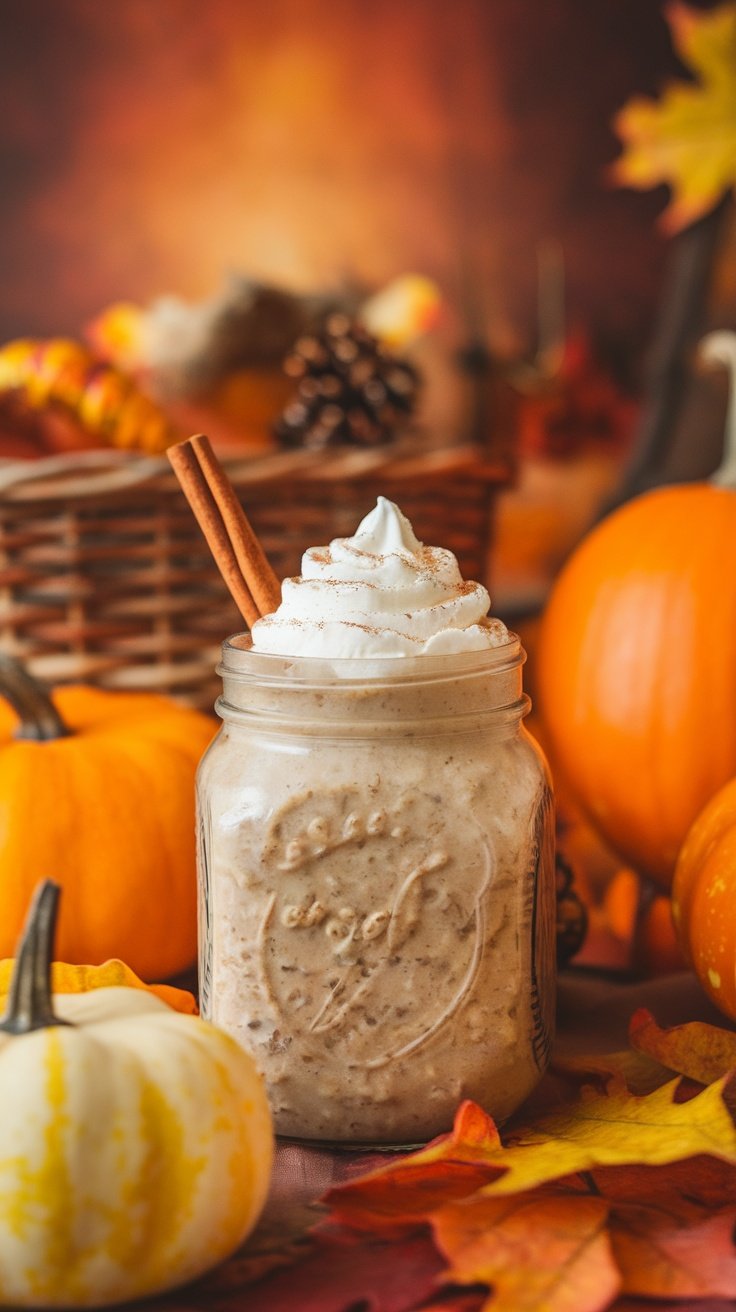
[197,633,555,1145]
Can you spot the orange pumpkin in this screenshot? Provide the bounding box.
[0,656,214,979]
[672,776,736,1020]
[537,333,736,887]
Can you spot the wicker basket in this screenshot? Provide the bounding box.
[0,440,512,710]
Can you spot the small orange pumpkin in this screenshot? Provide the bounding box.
[672,776,736,1021]
[0,656,215,980]
[537,333,736,887]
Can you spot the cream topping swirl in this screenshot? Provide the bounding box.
[250,497,509,658]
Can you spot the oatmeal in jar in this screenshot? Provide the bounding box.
[197,499,554,1143]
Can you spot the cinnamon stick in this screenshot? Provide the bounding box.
[167,435,281,627]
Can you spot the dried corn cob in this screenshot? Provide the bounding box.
[0,338,177,454]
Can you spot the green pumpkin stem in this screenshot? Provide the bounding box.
[0,881,71,1034]
[0,655,70,742]
[701,331,736,489]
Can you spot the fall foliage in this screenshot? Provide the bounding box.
[611,1,736,232]
[311,1010,736,1312]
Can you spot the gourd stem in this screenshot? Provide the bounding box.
[0,655,69,741]
[701,331,736,489]
[0,881,71,1034]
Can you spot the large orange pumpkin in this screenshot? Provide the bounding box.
[672,776,736,1020]
[537,332,736,887]
[0,656,214,979]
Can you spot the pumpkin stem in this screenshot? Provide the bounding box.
[0,881,71,1034]
[0,655,70,741]
[701,331,736,488]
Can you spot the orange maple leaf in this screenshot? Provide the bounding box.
[611,1,736,232]
[322,1102,505,1235]
[432,1189,617,1312]
[431,1157,736,1311]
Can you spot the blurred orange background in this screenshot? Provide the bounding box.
[1,0,679,353]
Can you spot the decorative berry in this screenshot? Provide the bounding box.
[274,313,420,449]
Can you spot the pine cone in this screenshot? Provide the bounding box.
[274,313,420,449]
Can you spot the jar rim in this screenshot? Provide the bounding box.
[218,631,524,688]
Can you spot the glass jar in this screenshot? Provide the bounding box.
[197,634,555,1145]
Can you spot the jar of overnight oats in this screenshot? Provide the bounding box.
[196,499,555,1145]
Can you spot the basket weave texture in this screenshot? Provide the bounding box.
[0,441,511,710]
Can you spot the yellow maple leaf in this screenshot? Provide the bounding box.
[481,1072,736,1196]
[611,1,736,232]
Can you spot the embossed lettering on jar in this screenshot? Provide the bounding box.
[197,637,555,1145]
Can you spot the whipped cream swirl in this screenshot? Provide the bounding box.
[250,497,509,658]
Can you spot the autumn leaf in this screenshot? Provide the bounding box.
[432,1189,618,1312]
[611,1,736,232]
[629,1006,736,1084]
[553,1006,736,1094]
[322,1102,505,1235]
[551,1045,674,1097]
[485,1069,736,1196]
[327,1070,736,1234]
[428,1157,736,1312]
[610,1195,736,1300]
[593,1155,736,1301]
